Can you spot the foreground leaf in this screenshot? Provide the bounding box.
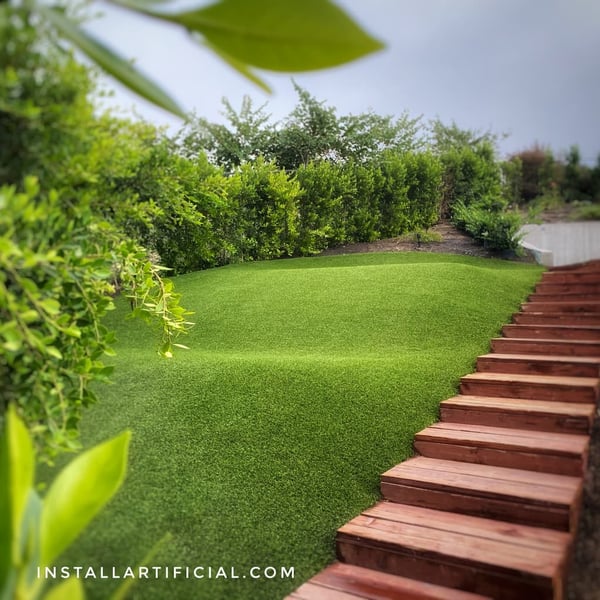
[38,6,184,117]
[116,0,385,72]
[43,577,85,600]
[40,431,131,566]
[0,406,35,593]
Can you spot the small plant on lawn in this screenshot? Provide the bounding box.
[412,228,443,244]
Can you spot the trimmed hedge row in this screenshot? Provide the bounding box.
[134,152,444,274]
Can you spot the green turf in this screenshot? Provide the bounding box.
[43,253,543,600]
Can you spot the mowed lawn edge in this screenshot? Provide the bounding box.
[43,253,543,600]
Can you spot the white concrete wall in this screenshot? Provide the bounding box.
[519,222,600,267]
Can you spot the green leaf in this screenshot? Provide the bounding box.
[39,298,61,316]
[46,347,63,360]
[43,577,85,600]
[0,406,35,593]
[116,0,384,72]
[40,430,131,566]
[197,37,271,92]
[38,6,185,118]
[15,490,43,594]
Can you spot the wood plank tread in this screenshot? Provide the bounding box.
[460,371,599,403]
[490,337,600,356]
[287,562,493,600]
[462,371,599,388]
[384,456,579,491]
[441,394,594,418]
[478,353,600,366]
[382,457,579,505]
[415,422,588,456]
[337,502,570,578]
[521,302,600,313]
[503,324,600,339]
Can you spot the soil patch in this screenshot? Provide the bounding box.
[320,220,535,262]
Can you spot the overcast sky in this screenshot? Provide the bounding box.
[87,0,600,162]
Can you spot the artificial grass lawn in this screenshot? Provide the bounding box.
[45,253,543,600]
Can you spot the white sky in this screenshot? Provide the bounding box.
[87,0,600,162]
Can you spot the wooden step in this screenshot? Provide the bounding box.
[460,372,599,403]
[491,337,600,357]
[414,422,588,475]
[529,292,600,303]
[476,353,600,377]
[535,282,600,295]
[381,456,582,531]
[286,562,493,600]
[549,259,600,272]
[502,323,600,340]
[521,301,600,314]
[541,271,600,284]
[337,502,571,600]
[440,395,594,434]
[512,312,600,326]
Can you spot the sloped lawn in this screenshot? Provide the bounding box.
[45,253,542,600]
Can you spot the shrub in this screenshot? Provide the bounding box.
[342,160,383,243]
[227,158,301,260]
[453,201,523,252]
[0,180,192,459]
[440,142,501,215]
[572,203,600,221]
[402,152,443,229]
[374,151,410,237]
[295,161,349,253]
[509,145,559,202]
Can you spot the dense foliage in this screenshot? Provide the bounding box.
[0,11,194,458]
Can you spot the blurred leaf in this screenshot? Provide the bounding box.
[40,431,130,566]
[38,5,184,117]
[43,577,85,600]
[0,406,35,593]
[199,37,271,93]
[114,0,384,71]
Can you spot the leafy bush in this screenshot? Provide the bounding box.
[402,152,443,229]
[227,158,301,260]
[0,180,192,459]
[342,160,383,243]
[572,202,600,221]
[295,161,348,253]
[508,145,559,203]
[453,201,523,251]
[440,142,502,215]
[373,151,410,237]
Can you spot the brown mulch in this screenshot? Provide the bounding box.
[320,218,599,600]
[320,221,492,258]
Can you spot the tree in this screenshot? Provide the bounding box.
[339,110,423,162]
[272,83,343,170]
[428,118,505,154]
[179,97,275,172]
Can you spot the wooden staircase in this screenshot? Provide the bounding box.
[286,260,600,600]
